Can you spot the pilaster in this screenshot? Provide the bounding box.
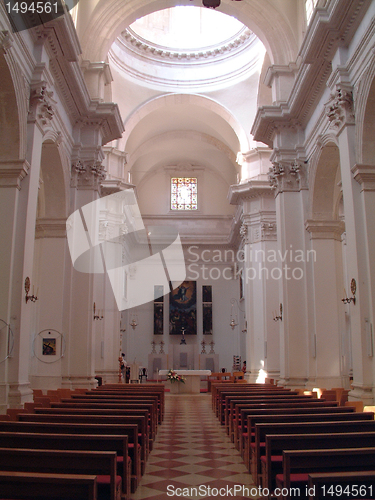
[305,220,348,389]
[228,180,279,384]
[269,156,310,389]
[327,79,375,403]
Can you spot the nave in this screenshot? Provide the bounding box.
[132,393,256,500]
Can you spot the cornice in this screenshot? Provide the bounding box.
[305,219,345,240]
[251,0,370,146]
[120,26,254,64]
[228,179,274,205]
[351,163,375,191]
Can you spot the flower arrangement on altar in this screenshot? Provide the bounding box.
[167,369,185,384]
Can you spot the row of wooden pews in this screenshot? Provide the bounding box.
[0,382,165,500]
[212,381,375,500]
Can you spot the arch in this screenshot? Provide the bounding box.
[79,0,298,67]
[355,57,375,165]
[308,139,341,221]
[123,93,248,153]
[37,139,68,220]
[0,52,22,161]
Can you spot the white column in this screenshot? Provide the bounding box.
[269,160,310,388]
[326,82,375,403]
[305,220,347,389]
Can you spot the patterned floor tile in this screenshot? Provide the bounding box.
[131,393,259,500]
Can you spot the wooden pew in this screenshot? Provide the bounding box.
[19,411,148,477]
[212,383,289,405]
[243,410,371,467]
[307,471,375,500]
[276,448,375,499]
[0,431,130,500]
[0,420,140,493]
[0,471,98,500]
[252,420,375,487]
[91,385,165,422]
[223,392,305,429]
[225,393,311,437]
[0,447,121,500]
[237,404,355,453]
[57,398,158,442]
[35,406,151,463]
[263,431,375,494]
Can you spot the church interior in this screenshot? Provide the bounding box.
[2,0,375,497]
[1,0,375,413]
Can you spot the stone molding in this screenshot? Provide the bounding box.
[0,30,13,53]
[71,159,106,190]
[351,164,375,192]
[228,179,274,205]
[28,83,56,129]
[325,83,355,133]
[241,212,277,244]
[35,218,67,239]
[121,26,254,63]
[0,160,30,189]
[251,0,369,145]
[305,219,345,241]
[268,159,308,195]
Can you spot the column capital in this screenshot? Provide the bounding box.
[241,213,277,244]
[351,164,375,191]
[305,219,345,240]
[0,160,30,189]
[325,83,355,134]
[71,159,106,190]
[268,159,308,195]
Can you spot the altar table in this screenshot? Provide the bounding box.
[158,369,211,393]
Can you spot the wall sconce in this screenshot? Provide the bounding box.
[25,277,38,303]
[230,298,238,330]
[342,279,356,305]
[130,311,138,329]
[273,303,283,321]
[93,302,103,321]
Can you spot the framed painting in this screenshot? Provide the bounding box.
[169,281,197,335]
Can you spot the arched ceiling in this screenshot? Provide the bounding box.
[78,0,299,66]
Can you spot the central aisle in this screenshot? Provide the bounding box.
[132,393,259,500]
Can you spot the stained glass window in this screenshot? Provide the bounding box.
[171,177,197,210]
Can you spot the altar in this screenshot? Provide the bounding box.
[158,369,211,393]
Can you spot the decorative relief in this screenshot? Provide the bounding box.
[239,223,248,242]
[261,221,277,240]
[28,84,55,127]
[268,159,308,195]
[325,84,354,132]
[122,27,253,62]
[70,160,106,189]
[0,30,12,53]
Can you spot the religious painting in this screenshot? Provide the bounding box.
[154,285,164,334]
[203,303,213,335]
[42,338,56,355]
[169,281,197,335]
[202,285,212,303]
[154,303,164,335]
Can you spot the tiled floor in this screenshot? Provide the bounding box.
[132,393,260,500]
